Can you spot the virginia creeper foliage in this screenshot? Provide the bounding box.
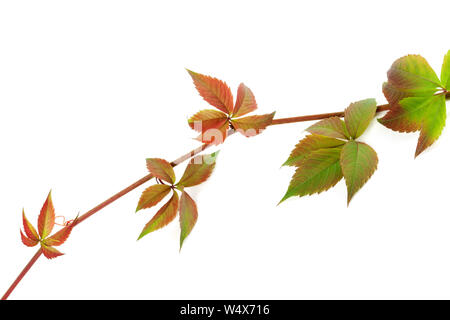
[8,50,450,300]
[379,52,450,157]
[187,70,275,144]
[281,99,378,204]
[20,192,77,259]
[137,152,218,249]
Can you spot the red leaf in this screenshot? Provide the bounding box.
[146,158,176,184]
[177,152,219,188]
[231,112,275,137]
[38,191,55,239]
[187,70,234,114]
[20,230,39,247]
[41,244,64,259]
[45,219,77,247]
[233,83,257,118]
[136,184,172,212]
[138,191,179,240]
[188,109,229,144]
[22,209,39,241]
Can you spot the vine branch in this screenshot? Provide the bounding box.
[2,105,391,300]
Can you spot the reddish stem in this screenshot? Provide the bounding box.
[1,104,390,300]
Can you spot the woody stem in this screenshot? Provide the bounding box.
[1,103,391,300]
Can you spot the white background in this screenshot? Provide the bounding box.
[1,0,450,300]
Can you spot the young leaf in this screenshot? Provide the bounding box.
[20,230,39,247]
[177,152,218,188]
[306,117,349,140]
[186,70,234,114]
[138,191,179,240]
[22,209,39,241]
[383,54,442,105]
[441,50,450,90]
[340,141,378,205]
[280,147,343,203]
[344,99,377,138]
[379,95,446,157]
[45,219,77,247]
[233,83,258,118]
[179,191,198,249]
[41,244,64,259]
[283,134,345,167]
[38,191,55,239]
[146,158,176,184]
[188,109,229,134]
[136,184,172,212]
[231,112,275,137]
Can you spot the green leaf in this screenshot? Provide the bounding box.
[305,117,349,140]
[344,99,377,138]
[138,191,179,240]
[179,191,198,249]
[382,54,442,105]
[340,141,378,205]
[283,134,345,167]
[177,152,219,188]
[146,158,176,184]
[441,50,450,90]
[280,147,343,203]
[379,95,446,157]
[136,184,171,212]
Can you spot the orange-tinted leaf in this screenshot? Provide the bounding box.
[179,191,198,249]
[45,219,77,247]
[187,70,234,114]
[138,191,179,240]
[283,134,345,167]
[38,191,55,239]
[146,158,176,184]
[231,112,275,137]
[306,117,349,140]
[41,244,64,259]
[233,83,258,118]
[22,209,39,241]
[136,184,172,212]
[20,230,38,247]
[188,109,229,133]
[177,152,219,188]
[188,109,229,144]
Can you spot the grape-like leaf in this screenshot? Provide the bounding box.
[383,54,442,105]
[22,209,39,241]
[380,95,446,157]
[188,109,229,134]
[231,112,275,137]
[20,230,38,247]
[41,245,64,259]
[280,147,343,203]
[187,70,234,114]
[177,152,219,188]
[38,191,55,239]
[146,158,176,184]
[45,218,77,247]
[138,191,179,240]
[233,83,258,118]
[344,99,377,138]
[340,141,378,205]
[441,50,450,90]
[306,117,349,140]
[179,191,198,249]
[283,134,345,167]
[136,184,172,212]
